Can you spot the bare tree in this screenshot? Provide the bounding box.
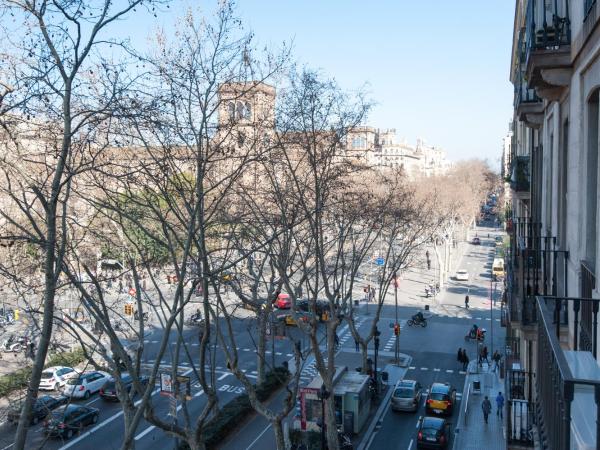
[0,1,168,448]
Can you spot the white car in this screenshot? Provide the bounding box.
[455,269,469,281]
[63,371,110,399]
[39,366,80,391]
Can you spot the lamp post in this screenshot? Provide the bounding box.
[490,278,497,358]
[317,384,330,450]
[393,272,399,365]
[374,327,381,393]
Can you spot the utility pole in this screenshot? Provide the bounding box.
[394,272,400,365]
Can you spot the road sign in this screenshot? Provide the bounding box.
[375,257,385,266]
[160,372,173,397]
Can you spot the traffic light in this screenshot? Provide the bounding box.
[394,323,400,336]
[124,304,133,316]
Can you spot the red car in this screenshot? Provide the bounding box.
[275,293,291,309]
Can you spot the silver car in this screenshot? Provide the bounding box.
[391,379,422,412]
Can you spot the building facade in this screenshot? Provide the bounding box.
[507,1,600,449]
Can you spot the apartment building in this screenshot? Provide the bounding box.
[507,1,600,449]
[345,127,449,177]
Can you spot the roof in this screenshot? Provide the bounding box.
[422,416,445,428]
[430,382,451,393]
[306,366,348,389]
[333,371,369,395]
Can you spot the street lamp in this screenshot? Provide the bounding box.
[393,272,400,365]
[374,327,381,393]
[317,384,330,450]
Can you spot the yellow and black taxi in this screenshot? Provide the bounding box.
[425,382,456,416]
[417,416,451,449]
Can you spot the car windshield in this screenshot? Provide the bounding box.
[41,371,54,379]
[394,388,414,398]
[66,378,83,386]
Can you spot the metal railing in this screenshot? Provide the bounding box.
[510,156,531,192]
[526,0,571,52]
[508,400,535,445]
[536,296,600,450]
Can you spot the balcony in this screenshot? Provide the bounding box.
[525,0,572,101]
[515,29,543,127]
[536,296,600,450]
[510,156,530,198]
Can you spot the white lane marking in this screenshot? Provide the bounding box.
[275,352,282,356]
[85,397,100,405]
[459,371,467,375]
[433,368,440,372]
[408,438,414,449]
[60,369,194,450]
[245,423,272,449]
[446,370,454,373]
[420,367,428,371]
[1,444,13,450]
[194,389,204,398]
[409,366,416,370]
[218,373,230,381]
[134,424,156,441]
[415,417,422,428]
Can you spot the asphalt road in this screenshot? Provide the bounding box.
[0,316,302,450]
[366,224,505,450]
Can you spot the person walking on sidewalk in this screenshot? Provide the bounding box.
[457,347,463,367]
[355,338,360,352]
[461,349,469,371]
[496,392,505,419]
[464,294,470,309]
[482,346,490,365]
[482,396,492,424]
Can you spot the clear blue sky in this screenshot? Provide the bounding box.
[130,0,514,165]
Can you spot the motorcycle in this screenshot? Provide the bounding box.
[2,335,26,353]
[337,427,353,450]
[187,314,204,327]
[465,328,486,342]
[407,315,428,327]
[424,287,431,298]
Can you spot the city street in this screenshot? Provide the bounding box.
[366,224,505,450]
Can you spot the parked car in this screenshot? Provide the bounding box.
[425,382,456,416]
[39,366,80,391]
[7,395,68,425]
[416,416,451,449]
[391,379,423,412]
[275,293,291,309]
[454,270,469,281]
[100,373,149,401]
[43,404,100,439]
[63,371,110,399]
[471,237,481,245]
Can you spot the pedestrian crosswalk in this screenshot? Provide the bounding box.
[407,366,467,375]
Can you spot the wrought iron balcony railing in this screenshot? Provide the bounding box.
[536,296,600,450]
[526,0,571,51]
[511,156,531,193]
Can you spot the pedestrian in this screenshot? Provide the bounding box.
[492,350,500,371]
[482,346,489,365]
[457,347,463,366]
[334,333,339,349]
[482,396,492,424]
[462,350,469,371]
[355,338,360,352]
[464,294,469,309]
[496,392,505,419]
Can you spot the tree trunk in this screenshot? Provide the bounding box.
[325,395,339,450]
[360,341,369,373]
[257,310,267,385]
[272,419,286,450]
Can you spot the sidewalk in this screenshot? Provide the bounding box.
[453,361,507,450]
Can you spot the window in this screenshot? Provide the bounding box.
[244,101,251,120]
[228,102,235,120]
[586,90,599,268]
